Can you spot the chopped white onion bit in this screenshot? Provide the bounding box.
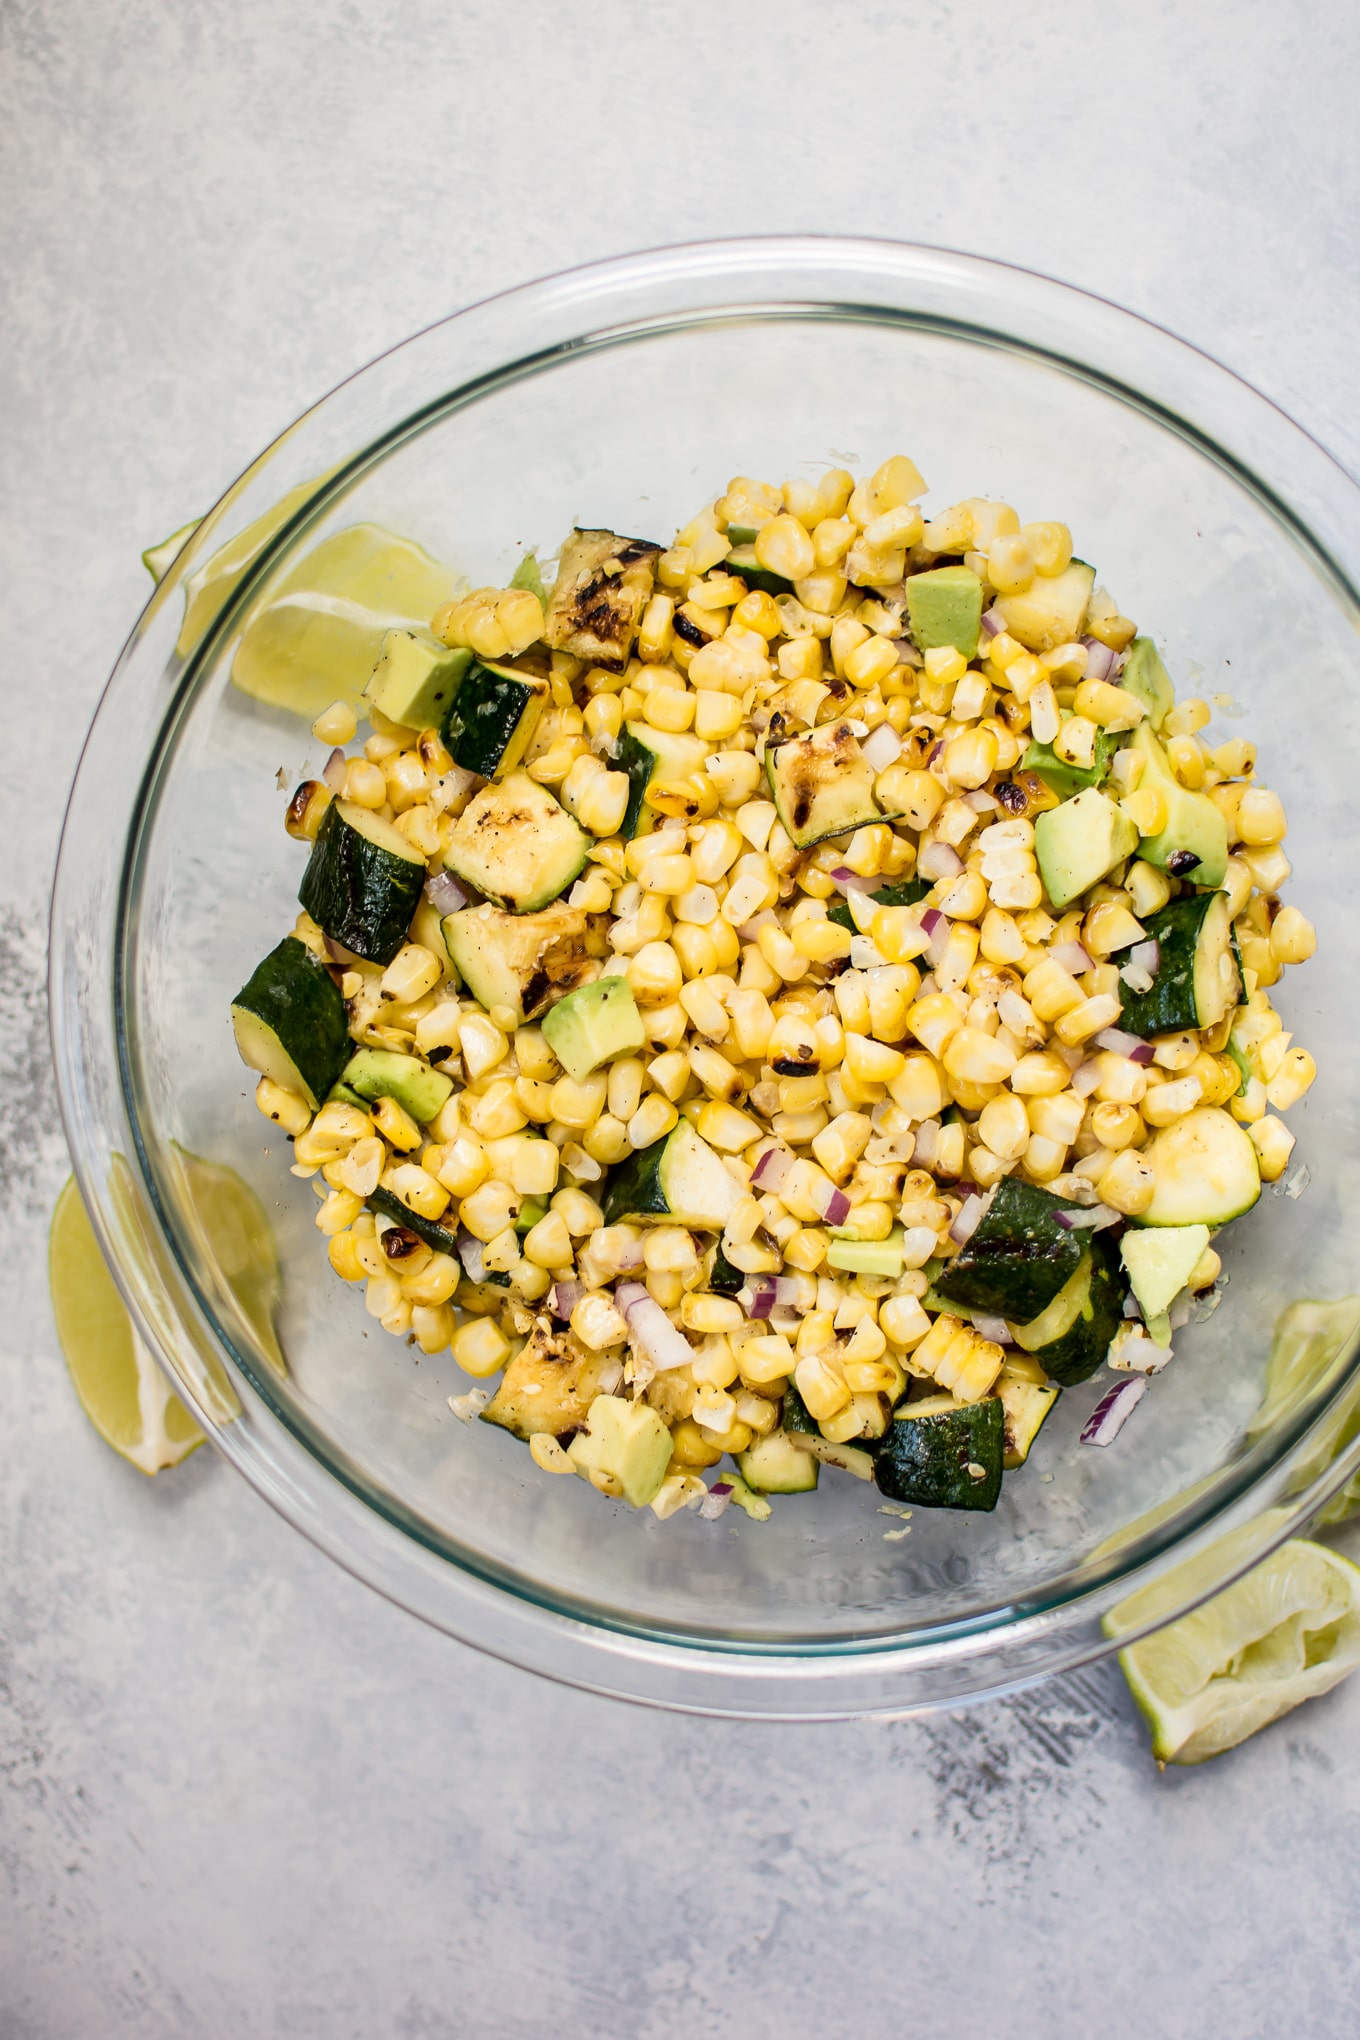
[617,1284,693,1372]
[1050,941,1094,975]
[950,1193,984,1245]
[1093,1026,1154,1063]
[1072,1058,1104,1098]
[448,1387,491,1423]
[1081,1375,1147,1445]
[425,868,469,915]
[1054,1204,1119,1232]
[861,722,904,773]
[972,1313,1012,1346]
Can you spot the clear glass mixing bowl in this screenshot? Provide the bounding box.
[50,238,1360,1717]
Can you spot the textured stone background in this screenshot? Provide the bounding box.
[4,2,1360,2033]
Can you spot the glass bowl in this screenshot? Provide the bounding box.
[50,237,1360,1718]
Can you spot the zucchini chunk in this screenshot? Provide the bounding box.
[1119,636,1174,731]
[995,557,1096,653]
[1118,891,1240,1037]
[364,630,471,732]
[602,1120,742,1231]
[997,1367,1060,1469]
[706,1241,746,1296]
[541,975,645,1081]
[738,1431,819,1494]
[1128,724,1228,887]
[440,651,550,780]
[875,1394,1005,1511]
[543,528,662,673]
[342,1046,453,1125]
[231,935,350,1110]
[444,772,590,913]
[441,902,595,1024]
[366,1184,459,1256]
[904,564,984,658]
[615,722,709,838]
[723,542,792,598]
[765,720,890,850]
[933,1177,1086,1323]
[480,1320,621,1441]
[298,798,427,966]
[1010,1237,1125,1387]
[1135,1106,1260,1227]
[782,1388,878,1479]
[1034,788,1139,911]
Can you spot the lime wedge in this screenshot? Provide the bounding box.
[48,1176,205,1474]
[170,1145,286,1378]
[142,518,202,585]
[229,523,457,720]
[1246,1297,1360,1523]
[1119,1536,1360,1764]
[177,474,329,657]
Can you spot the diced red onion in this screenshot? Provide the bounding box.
[424,869,469,914]
[928,739,945,766]
[549,1279,584,1321]
[920,906,945,937]
[323,935,350,965]
[1072,1058,1103,1098]
[918,840,965,882]
[950,1193,984,1245]
[926,913,952,970]
[861,723,903,773]
[750,1144,793,1194]
[699,1483,733,1521]
[745,1279,777,1320]
[736,908,779,942]
[774,1275,808,1309]
[981,605,1006,638]
[972,1313,1012,1346]
[811,1180,852,1226]
[1081,1376,1148,1445]
[1128,938,1160,978]
[612,1234,646,1271]
[1093,1026,1154,1063]
[830,867,879,895]
[456,1229,488,1284]
[616,1284,693,1372]
[322,746,347,791]
[1050,941,1093,975]
[1054,1204,1120,1232]
[1080,636,1118,682]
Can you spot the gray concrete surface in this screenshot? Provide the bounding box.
[4,2,1360,2033]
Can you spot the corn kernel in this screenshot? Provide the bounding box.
[450,1316,511,1378]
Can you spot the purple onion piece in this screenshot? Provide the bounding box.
[917,840,965,882]
[748,1282,777,1321]
[1080,636,1118,682]
[751,1144,793,1194]
[928,739,945,766]
[1056,1205,1119,1232]
[424,868,469,915]
[773,1275,806,1309]
[920,906,944,938]
[1072,1058,1103,1098]
[821,1187,852,1227]
[549,1279,584,1322]
[1093,1025,1151,1061]
[1050,940,1094,975]
[1081,1376,1148,1445]
[322,746,347,791]
[981,605,1006,638]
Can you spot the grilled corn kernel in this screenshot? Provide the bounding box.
[450,1316,511,1378]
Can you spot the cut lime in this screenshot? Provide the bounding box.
[48,1176,205,1475]
[177,473,330,657]
[1119,1536,1360,1764]
[229,523,457,720]
[170,1144,286,1378]
[142,518,202,585]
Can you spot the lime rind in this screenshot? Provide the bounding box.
[141,518,202,585]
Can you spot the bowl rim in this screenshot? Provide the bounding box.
[50,233,1360,1716]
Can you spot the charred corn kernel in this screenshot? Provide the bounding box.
[628,1093,679,1149]
[435,1136,489,1199]
[255,1076,312,1137]
[1266,1047,1316,1110]
[1083,899,1146,957]
[844,1033,906,1085]
[1074,679,1145,730]
[627,941,684,1006]
[1124,859,1171,921]
[1269,906,1316,965]
[636,592,675,663]
[987,532,1035,594]
[1054,992,1123,1047]
[976,1092,1030,1160]
[753,513,815,581]
[1052,716,1098,772]
[284,780,331,843]
[450,1315,511,1378]
[1098,1147,1156,1215]
[1249,1114,1296,1181]
[1236,786,1288,845]
[1089,1100,1141,1149]
[315,1187,364,1237]
[935,923,980,994]
[1022,521,1073,575]
[810,1111,874,1181]
[370,1095,420,1152]
[943,1026,1017,1086]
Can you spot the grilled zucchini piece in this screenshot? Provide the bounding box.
[366,1185,460,1257]
[602,1120,742,1231]
[298,798,427,965]
[231,935,350,1110]
[440,902,595,1023]
[1118,891,1240,1037]
[738,1431,819,1493]
[480,1320,622,1441]
[444,773,590,913]
[765,720,890,850]
[543,527,661,672]
[933,1177,1086,1324]
[440,651,551,780]
[996,1367,1060,1468]
[1010,1237,1125,1387]
[615,722,709,838]
[875,1394,1004,1510]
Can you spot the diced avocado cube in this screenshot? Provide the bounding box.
[1119,637,1174,731]
[1021,718,1119,799]
[1034,788,1139,910]
[995,558,1096,653]
[541,976,646,1082]
[567,1394,672,1507]
[1129,724,1228,887]
[341,1047,453,1125]
[1121,1224,1211,1320]
[364,630,472,732]
[904,565,984,658]
[825,1228,904,1277]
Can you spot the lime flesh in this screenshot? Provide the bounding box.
[1120,1537,1360,1764]
[48,1177,205,1475]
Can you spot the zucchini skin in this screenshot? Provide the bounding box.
[933,1178,1085,1323]
[827,877,929,932]
[231,935,350,1108]
[707,1242,746,1296]
[441,658,545,779]
[616,725,659,840]
[601,1133,670,1225]
[366,1187,460,1257]
[298,801,425,965]
[724,544,792,598]
[1117,892,1233,1038]
[1028,1239,1125,1387]
[875,1397,1004,1510]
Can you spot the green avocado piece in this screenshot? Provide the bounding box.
[825,1228,904,1276]
[1021,717,1119,799]
[1128,725,1228,888]
[364,630,472,731]
[341,1047,453,1124]
[904,565,984,658]
[1034,788,1139,910]
[1118,637,1174,731]
[567,1394,672,1507]
[541,976,646,1082]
